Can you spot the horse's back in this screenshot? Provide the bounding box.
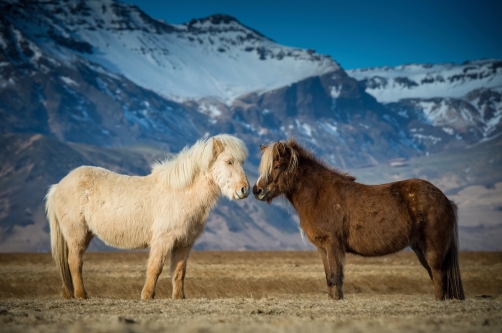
[376,178,453,226]
[57,165,115,191]
[360,178,452,218]
[49,166,102,211]
[53,166,121,209]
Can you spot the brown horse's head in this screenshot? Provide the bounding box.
[253,139,299,203]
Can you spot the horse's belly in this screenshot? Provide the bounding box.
[87,217,151,250]
[346,220,410,256]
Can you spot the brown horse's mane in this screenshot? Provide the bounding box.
[288,139,356,182]
[260,138,356,182]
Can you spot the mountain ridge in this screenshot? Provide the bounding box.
[1,0,340,103]
[347,59,502,142]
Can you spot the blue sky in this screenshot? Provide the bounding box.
[125,0,502,69]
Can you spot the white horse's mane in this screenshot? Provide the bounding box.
[259,140,298,183]
[152,134,248,189]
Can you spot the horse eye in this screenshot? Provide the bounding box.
[274,165,280,169]
[227,161,233,165]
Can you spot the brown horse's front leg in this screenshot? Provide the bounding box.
[318,244,345,300]
[170,243,193,300]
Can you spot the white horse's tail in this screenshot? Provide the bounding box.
[45,185,73,296]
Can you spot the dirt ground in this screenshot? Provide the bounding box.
[0,251,501,332]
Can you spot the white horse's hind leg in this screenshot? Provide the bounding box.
[170,243,193,299]
[67,232,93,299]
[141,238,174,300]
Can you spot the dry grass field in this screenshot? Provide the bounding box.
[0,251,501,332]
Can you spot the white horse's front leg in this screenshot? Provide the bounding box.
[141,238,173,300]
[170,243,193,299]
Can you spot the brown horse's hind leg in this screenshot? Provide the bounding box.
[421,215,457,300]
[426,253,446,300]
[411,243,433,280]
[318,243,345,300]
[170,243,193,300]
[419,234,450,300]
[413,240,447,300]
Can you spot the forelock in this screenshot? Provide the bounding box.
[258,141,298,182]
[213,134,249,162]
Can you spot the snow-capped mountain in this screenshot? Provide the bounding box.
[0,0,427,167]
[347,60,502,140]
[1,0,338,103]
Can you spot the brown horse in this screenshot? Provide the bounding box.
[252,139,465,300]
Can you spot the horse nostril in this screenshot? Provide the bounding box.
[240,187,246,195]
[257,188,263,195]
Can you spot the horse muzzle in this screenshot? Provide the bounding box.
[235,186,250,199]
[252,184,268,201]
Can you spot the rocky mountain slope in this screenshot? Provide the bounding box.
[347,60,502,142]
[1,0,501,251]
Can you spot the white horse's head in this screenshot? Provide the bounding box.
[152,134,249,200]
[208,135,249,200]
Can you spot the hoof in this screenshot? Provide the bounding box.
[61,287,74,300]
[328,293,343,301]
[141,290,155,300]
[172,293,186,300]
[75,292,88,299]
[62,293,73,300]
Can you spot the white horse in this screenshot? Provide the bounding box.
[45,134,249,300]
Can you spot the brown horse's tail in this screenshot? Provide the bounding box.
[442,200,465,300]
[45,185,73,297]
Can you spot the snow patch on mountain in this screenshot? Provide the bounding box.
[348,60,502,141]
[347,60,502,103]
[2,0,339,104]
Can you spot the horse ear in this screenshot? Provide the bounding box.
[260,145,268,151]
[277,143,287,154]
[212,138,224,155]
